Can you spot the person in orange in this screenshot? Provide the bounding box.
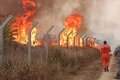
[100,41,111,72]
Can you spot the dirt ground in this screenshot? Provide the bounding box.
[65,55,118,80]
[98,56,117,80]
[67,57,103,80]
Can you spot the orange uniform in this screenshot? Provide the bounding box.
[100,44,111,69]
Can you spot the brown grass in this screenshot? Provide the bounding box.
[0,44,102,80]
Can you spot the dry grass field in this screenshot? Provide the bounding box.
[0,44,102,80]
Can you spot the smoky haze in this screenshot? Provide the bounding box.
[36,0,120,50]
[36,0,81,34]
[87,0,120,50]
[0,0,120,50]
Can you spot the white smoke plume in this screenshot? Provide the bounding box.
[87,0,120,50]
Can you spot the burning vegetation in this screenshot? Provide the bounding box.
[60,14,83,47]
[8,0,100,48]
[11,0,40,46]
[0,0,103,80]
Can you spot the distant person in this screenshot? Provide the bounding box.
[114,46,120,79]
[100,41,111,72]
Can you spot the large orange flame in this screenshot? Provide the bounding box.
[11,0,40,46]
[60,14,83,47]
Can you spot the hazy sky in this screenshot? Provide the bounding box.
[87,0,120,49]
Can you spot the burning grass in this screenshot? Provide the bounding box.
[0,44,102,80]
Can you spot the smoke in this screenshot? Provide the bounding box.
[0,0,23,16]
[35,0,120,50]
[86,0,120,50]
[36,0,81,34]
[1,0,119,49]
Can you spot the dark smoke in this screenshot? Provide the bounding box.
[0,0,23,16]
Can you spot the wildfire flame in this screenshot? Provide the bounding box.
[60,14,83,47]
[87,37,100,48]
[60,14,99,48]
[10,0,99,48]
[11,0,39,46]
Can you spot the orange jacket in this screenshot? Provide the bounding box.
[100,44,111,59]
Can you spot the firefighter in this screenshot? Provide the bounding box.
[114,45,120,79]
[100,41,111,72]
